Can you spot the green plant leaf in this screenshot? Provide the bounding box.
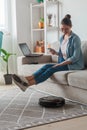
[3,56,7,62]
[0,48,16,74]
[40,17,44,23]
[0,48,7,55]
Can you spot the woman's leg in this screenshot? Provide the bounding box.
[26,57,65,81]
[34,65,68,84]
[12,64,55,91]
[25,64,55,80]
[12,64,68,91]
[26,64,68,85]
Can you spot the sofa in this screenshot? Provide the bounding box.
[17,41,87,104]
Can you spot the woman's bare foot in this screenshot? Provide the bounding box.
[25,76,36,85]
[12,74,36,92]
[25,75,34,81]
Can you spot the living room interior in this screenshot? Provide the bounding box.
[0,0,87,130]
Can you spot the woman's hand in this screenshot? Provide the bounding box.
[52,64,60,68]
[48,48,57,55]
[52,60,72,68]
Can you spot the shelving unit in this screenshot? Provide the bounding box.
[33,28,44,31]
[30,0,62,54]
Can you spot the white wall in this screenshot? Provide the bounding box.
[16,0,36,54]
[63,0,87,41]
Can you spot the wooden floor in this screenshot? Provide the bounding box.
[24,116,87,130]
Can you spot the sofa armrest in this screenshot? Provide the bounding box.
[17,55,52,65]
[17,55,52,75]
[51,55,58,63]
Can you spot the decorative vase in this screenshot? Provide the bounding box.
[35,40,45,53]
[47,14,52,26]
[38,22,44,29]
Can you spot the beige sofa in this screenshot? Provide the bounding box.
[17,41,87,104]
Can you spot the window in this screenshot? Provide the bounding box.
[0,0,7,29]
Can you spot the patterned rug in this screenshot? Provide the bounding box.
[0,85,87,130]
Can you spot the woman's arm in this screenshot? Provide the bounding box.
[67,37,81,63]
[52,60,72,68]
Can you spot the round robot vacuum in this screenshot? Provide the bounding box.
[39,96,65,108]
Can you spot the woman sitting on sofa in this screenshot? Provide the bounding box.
[13,14,84,91]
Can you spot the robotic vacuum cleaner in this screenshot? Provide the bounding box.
[39,96,65,108]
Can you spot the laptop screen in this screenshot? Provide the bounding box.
[19,43,31,56]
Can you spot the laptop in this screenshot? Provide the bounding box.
[19,43,43,57]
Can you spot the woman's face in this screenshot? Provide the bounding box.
[60,24,72,35]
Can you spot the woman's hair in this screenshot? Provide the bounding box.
[61,14,72,27]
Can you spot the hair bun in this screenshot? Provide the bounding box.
[65,14,71,19]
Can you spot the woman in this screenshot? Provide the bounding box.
[13,14,84,91]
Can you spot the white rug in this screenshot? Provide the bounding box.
[0,84,87,130]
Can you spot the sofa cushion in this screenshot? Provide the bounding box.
[81,41,87,67]
[68,70,87,90]
[50,70,74,85]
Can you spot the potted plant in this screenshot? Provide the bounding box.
[0,48,16,85]
[38,17,44,29]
